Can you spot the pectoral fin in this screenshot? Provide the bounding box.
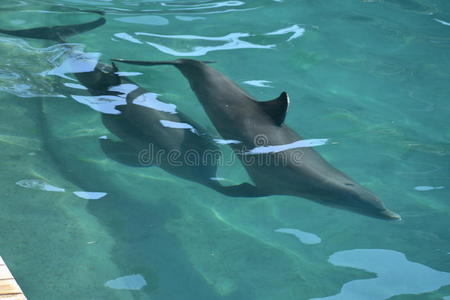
[211,182,267,197]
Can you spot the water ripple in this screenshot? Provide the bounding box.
[160,1,245,10]
[134,31,275,56]
[0,37,75,98]
[115,15,169,26]
[265,24,305,41]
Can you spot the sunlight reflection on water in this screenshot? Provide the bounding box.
[311,249,450,300]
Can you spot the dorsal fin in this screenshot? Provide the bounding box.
[257,92,289,126]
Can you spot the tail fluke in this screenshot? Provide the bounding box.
[0,16,105,42]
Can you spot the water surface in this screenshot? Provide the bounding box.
[0,0,449,299]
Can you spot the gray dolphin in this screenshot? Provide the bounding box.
[112,58,401,220]
[0,17,261,197]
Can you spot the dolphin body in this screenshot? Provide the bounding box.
[112,58,401,220]
[0,16,260,197]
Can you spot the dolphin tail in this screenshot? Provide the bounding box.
[0,15,105,42]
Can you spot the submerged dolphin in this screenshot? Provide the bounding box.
[112,58,401,220]
[0,17,260,197]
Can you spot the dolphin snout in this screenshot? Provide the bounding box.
[340,184,401,221]
[379,209,402,221]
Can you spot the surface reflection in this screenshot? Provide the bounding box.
[275,228,321,245]
[63,82,87,90]
[43,47,100,79]
[414,185,444,191]
[73,191,107,200]
[434,18,450,26]
[71,94,126,115]
[160,119,199,135]
[115,15,169,26]
[175,15,205,21]
[133,31,275,56]
[160,1,245,10]
[246,139,328,154]
[114,22,305,56]
[243,80,273,88]
[114,32,143,44]
[16,179,65,192]
[312,249,450,300]
[265,24,305,41]
[213,138,242,145]
[132,92,177,114]
[104,274,147,290]
[0,37,72,98]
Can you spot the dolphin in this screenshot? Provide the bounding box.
[0,17,261,197]
[111,58,401,220]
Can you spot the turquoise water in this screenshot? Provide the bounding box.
[0,0,449,299]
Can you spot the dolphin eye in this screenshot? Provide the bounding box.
[345,183,355,186]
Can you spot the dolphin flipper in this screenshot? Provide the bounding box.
[100,139,148,167]
[210,182,267,198]
[0,15,105,42]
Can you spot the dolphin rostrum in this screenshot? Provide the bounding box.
[0,17,261,197]
[112,58,401,220]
